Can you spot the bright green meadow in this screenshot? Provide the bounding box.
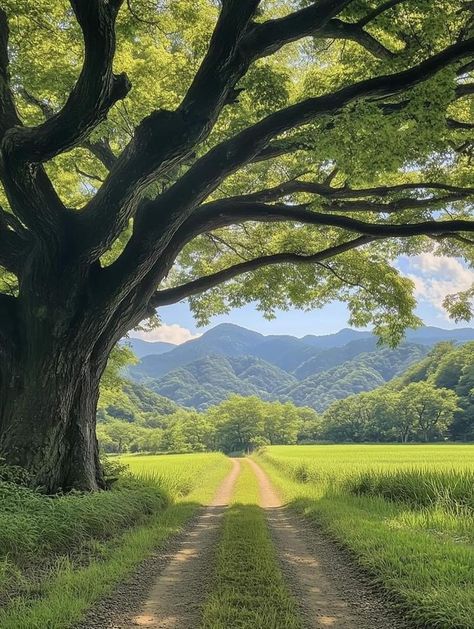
[255,444,474,629]
[0,452,230,629]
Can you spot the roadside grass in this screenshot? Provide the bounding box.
[256,445,474,629]
[200,459,301,629]
[0,452,230,629]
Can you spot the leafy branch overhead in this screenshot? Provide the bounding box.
[0,0,474,346]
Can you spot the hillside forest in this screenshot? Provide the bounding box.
[98,326,474,454]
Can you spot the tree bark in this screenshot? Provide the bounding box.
[0,276,111,493]
[0,353,105,492]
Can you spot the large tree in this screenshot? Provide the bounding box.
[0,0,473,491]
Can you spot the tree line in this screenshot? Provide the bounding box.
[97,341,473,453]
[319,342,474,443]
[97,395,317,454]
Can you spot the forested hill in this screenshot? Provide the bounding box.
[321,341,474,442]
[126,324,474,411]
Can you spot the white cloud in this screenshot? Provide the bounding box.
[131,323,200,345]
[404,253,474,317]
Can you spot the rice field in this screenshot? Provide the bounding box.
[118,452,231,501]
[262,443,474,478]
[255,444,474,628]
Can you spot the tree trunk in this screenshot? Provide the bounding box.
[0,349,106,493]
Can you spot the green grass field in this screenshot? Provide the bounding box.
[2,445,474,628]
[0,452,230,629]
[256,444,474,629]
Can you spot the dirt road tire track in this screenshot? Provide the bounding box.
[76,459,240,629]
[247,457,407,629]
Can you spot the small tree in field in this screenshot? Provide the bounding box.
[0,1,474,490]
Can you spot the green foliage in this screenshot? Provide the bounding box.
[0,476,168,564]
[282,343,427,411]
[2,2,472,341]
[319,342,473,442]
[97,393,306,455]
[0,458,31,486]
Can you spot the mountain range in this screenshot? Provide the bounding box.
[126,324,474,411]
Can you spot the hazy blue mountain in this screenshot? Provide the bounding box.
[294,338,379,379]
[123,338,175,359]
[302,326,474,350]
[252,335,320,371]
[129,323,474,382]
[404,326,474,345]
[131,323,264,379]
[302,328,373,349]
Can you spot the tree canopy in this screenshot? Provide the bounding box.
[0,0,473,490]
[1,1,474,340]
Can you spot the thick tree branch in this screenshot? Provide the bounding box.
[320,194,472,213]
[21,87,117,171]
[78,1,358,259]
[232,180,474,203]
[447,118,474,130]
[314,19,396,60]
[82,137,117,170]
[2,0,130,164]
[455,82,474,99]
[78,1,262,257]
[131,38,474,241]
[179,0,261,120]
[162,201,474,254]
[150,235,374,307]
[99,37,474,310]
[241,1,357,58]
[126,198,474,317]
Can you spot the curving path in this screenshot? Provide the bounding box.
[76,459,240,629]
[247,457,406,629]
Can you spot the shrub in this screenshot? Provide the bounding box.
[0,458,31,486]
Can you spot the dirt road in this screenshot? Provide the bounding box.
[76,459,240,629]
[246,457,405,629]
[78,457,405,629]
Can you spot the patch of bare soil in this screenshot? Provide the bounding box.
[246,458,407,629]
[76,459,240,629]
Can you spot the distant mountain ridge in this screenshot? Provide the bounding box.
[124,338,176,359]
[127,323,474,411]
[129,323,474,376]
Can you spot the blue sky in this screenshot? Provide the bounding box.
[133,253,474,343]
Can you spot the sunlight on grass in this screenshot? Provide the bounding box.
[0,453,231,629]
[200,460,301,629]
[256,444,474,629]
